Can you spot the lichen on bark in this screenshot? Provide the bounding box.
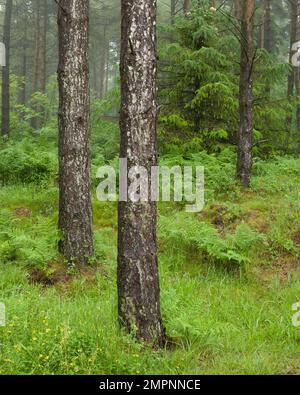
[118,0,165,346]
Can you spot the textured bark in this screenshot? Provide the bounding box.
[288,0,298,99]
[295,68,300,134]
[99,25,107,99]
[1,0,13,137]
[104,39,110,95]
[183,0,191,15]
[171,0,176,24]
[233,0,242,19]
[33,0,41,94]
[237,0,255,187]
[32,0,48,129]
[41,0,48,94]
[19,20,27,106]
[118,0,165,346]
[259,0,272,97]
[296,15,300,138]
[58,0,94,265]
[260,0,271,52]
[287,0,298,130]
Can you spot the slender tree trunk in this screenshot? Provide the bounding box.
[105,40,109,95]
[33,0,41,95]
[40,0,47,94]
[32,0,47,129]
[260,0,272,96]
[1,0,13,137]
[287,0,299,130]
[237,0,255,187]
[58,0,94,265]
[264,0,272,53]
[233,0,242,19]
[118,0,165,346]
[183,0,191,15]
[259,0,271,51]
[296,7,300,149]
[295,68,300,133]
[99,25,107,99]
[259,1,266,49]
[171,0,176,24]
[19,20,27,106]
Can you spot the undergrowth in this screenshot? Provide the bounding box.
[1,145,300,374]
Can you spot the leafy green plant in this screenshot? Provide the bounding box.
[0,139,57,186]
[159,214,263,267]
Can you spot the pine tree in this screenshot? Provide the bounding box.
[1,0,13,137]
[237,0,255,187]
[118,0,165,346]
[183,0,191,15]
[287,0,299,132]
[57,0,94,265]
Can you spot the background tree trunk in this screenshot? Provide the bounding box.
[31,0,48,129]
[1,0,13,137]
[118,0,165,346]
[40,0,48,94]
[58,0,94,265]
[287,0,298,125]
[259,0,272,96]
[32,0,41,95]
[237,0,255,187]
[99,25,107,99]
[233,0,242,19]
[19,18,27,106]
[263,0,272,53]
[171,0,176,24]
[183,0,191,15]
[287,0,299,131]
[104,40,110,95]
[287,0,298,99]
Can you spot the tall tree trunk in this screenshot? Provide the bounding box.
[19,19,27,106]
[259,0,271,51]
[1,0,13,137]
[237,0,255,187]
[295,68,300,135]
[99,25,107,99]
[32,0,47,129]
[183,0,191,15]
[287,0,299,131]
[264,0,271,52]
[296,8,300,150]
[260,0,272,96]
[233,0,242,19]
[40,0,47,94]
[171,0,176,24]
[104,40,109,95]
[58,0,94,265]
[33,0,41,95]
[118,0,165,346]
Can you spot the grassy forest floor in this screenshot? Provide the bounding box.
[1,149,300,374]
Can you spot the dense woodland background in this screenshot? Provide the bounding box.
[0,0,300,154]
[1,0,300,375]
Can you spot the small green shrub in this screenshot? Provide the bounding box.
[0,139,57,186]
[0,209,58,268]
